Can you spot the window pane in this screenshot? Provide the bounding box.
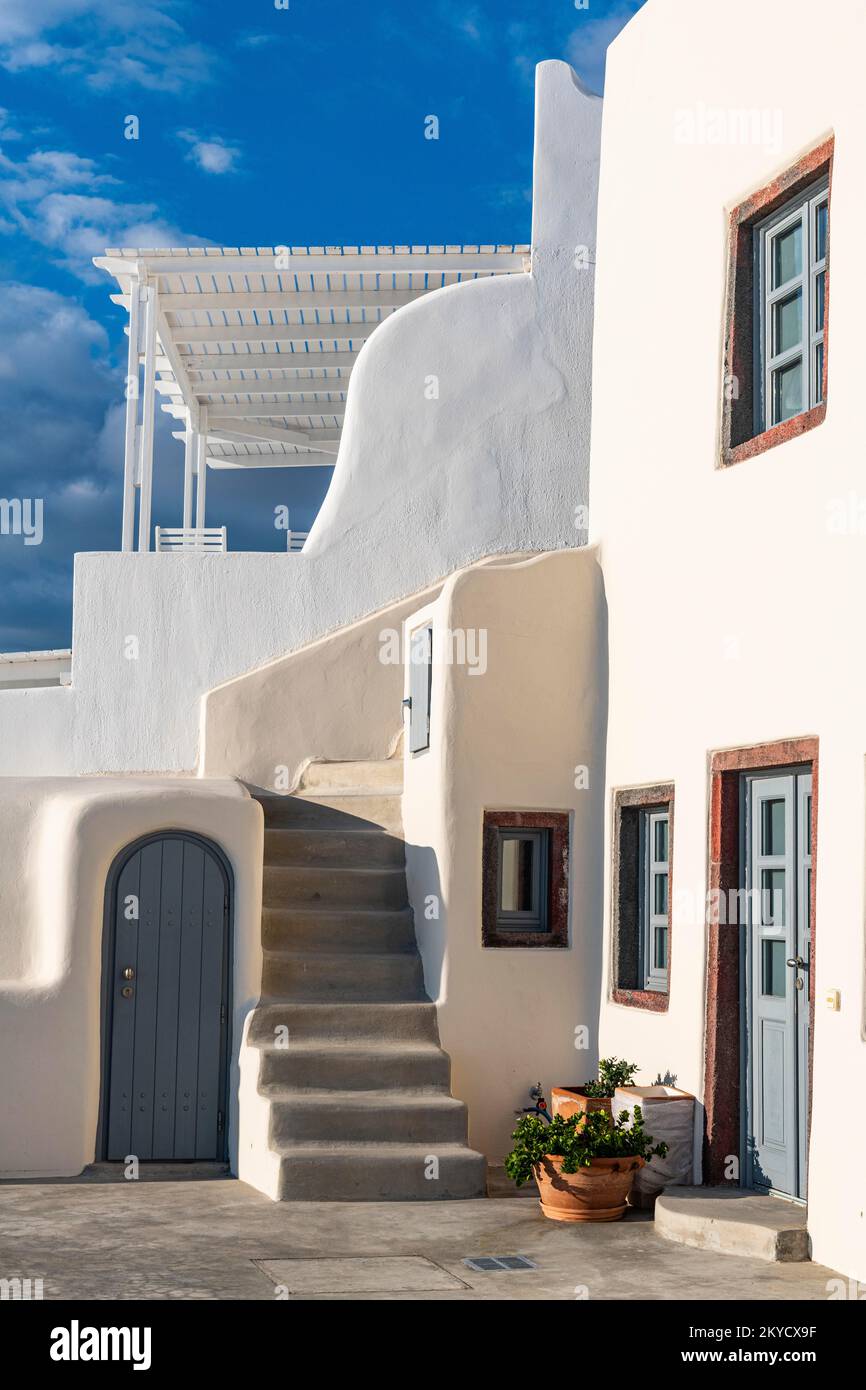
[773,291,802,356]
[815,201,828,261]
[773,221,802,287]
[761,798,786,855]
[761,868,786,927]
[653,926,668,972]
[815,270,825,331]
[815,343,824,403]
[773,358,803,423]
[501,838,534,913]
[653,816,668,863]
[653,870,668,917]
[762,939,787,997]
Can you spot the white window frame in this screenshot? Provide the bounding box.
[639,807,670,992]
[495,828,550,933]
[754,178,828,433]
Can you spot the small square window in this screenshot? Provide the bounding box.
[482,811,569,948]
[611,786,674,1009]
[497,830,549,932]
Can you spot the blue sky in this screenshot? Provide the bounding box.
[0,0,643,650]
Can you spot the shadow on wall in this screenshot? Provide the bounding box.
[406,843,446,1001]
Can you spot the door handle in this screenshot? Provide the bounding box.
[122,966,135,980]
[786,956,807,970]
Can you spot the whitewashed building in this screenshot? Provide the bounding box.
[1,0,864,1288]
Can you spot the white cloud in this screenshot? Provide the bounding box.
[0,143,197,278]
[0,0,214,94]
[565,3,644,93]
[0,106,21,140]
[178,130,241,176]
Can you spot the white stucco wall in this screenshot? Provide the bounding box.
[401,549,607,1162]
[200,581,444,789]
[590,0,866,1281]
[0,61,601,780]
[0,778,262,1177]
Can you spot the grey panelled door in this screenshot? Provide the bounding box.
[105,834,230,1161]
[743,770,811,1199]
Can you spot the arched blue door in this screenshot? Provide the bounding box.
[103,833,231,1161]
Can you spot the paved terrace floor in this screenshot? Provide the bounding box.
[0,1171,841,1301]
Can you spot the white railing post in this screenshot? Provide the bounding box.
[121,281,141,552]
[182,416,195,529]
[195,403,208,529]
[136,280,158,553]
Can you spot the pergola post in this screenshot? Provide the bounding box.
[195,404,209,529]
[121,282,141,551]
[182,415,195,529]
[136,280,158,553]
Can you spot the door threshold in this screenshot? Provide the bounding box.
[755,1185,807,1209]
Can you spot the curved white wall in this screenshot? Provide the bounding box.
[401,549,607,1161]
[0,778,262,1177]
[0,61,601,779]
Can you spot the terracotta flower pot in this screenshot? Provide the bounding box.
[533,1154,645,1222]
[550,1086,613,1122]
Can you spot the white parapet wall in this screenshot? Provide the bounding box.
[401,549,607,1162]
[0,777,262,1177]
[0,61,601,779]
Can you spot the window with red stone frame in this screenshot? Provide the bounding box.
[721,137,833,468]
[610,785,674,1012]
[481,811,569,948]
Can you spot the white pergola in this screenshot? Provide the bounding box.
[94,245,530,552]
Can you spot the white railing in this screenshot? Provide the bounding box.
[287,530,309,552]
[0,649,72,689]
[155,526,227,553]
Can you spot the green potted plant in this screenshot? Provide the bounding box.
[505,1106,668,1223]
[551,1057,639,1121]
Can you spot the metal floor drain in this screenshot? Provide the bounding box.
[463,1255,537,1273]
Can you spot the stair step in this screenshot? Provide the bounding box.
[273,1142,487,1201]
[261,949,425,1002]
[655,1187,810,1262]
[258,1043,452,1092]
[264,827,405,869]
[266,1091,468,1144]
[249,1000,441,1045]
[257,792,403,834]
[262,907,417,954]
[299,759,403,794]
[262,864,408,911]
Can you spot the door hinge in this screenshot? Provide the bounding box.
[217,1110,224,1132]
[220,1002,226,1023]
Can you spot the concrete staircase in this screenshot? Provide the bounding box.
[249,754,486,1200]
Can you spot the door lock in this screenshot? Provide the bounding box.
[121,985,134,999]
